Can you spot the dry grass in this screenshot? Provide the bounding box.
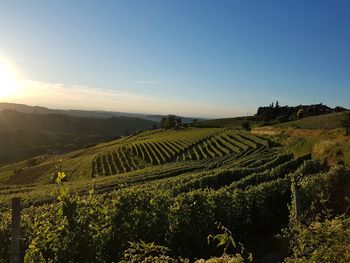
[252,127,350,167]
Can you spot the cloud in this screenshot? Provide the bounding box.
[10,80,246,118]
[136,80,158,85]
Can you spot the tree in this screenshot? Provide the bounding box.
[160,115,182,129]
[241,121,251,131]
[275,100,279,108]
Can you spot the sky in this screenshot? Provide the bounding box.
[0,0,349,118]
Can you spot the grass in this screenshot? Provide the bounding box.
[250,111,350,167]
[268,128,350,167]
[275,110,350,130]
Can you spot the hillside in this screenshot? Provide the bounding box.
[274,110,350,130]
[0,110,156,164]
[0,126,348,262]
[251,111,350,168]
[0,127,269,184]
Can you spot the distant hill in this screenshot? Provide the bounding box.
[0,102,200,123]
[0,110,156,164]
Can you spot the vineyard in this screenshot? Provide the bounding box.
[0,127,349,262]
[89,128,271,177]
[0,128,271,184]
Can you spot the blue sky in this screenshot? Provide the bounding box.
[0,0,349,117]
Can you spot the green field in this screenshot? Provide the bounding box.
[0,126,349,262]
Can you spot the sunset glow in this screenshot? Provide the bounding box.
[0,57,23,99]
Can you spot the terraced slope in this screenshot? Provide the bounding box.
[0,129,304,208]
[89,128,272,177]
[0,128,273,184]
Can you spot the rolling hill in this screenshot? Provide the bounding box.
[0,102,201,123]
[0,109,156,164]
[0,127,271,184]
[274,110,350,130]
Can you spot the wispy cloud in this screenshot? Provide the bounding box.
[10,80,246,118]
[136,80,158,85]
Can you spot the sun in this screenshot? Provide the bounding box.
[0,57,23,99]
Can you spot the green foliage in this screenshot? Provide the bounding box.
[120,241,180,263]
[0,126,348,262]
[285,216,350,263]
[281,162,350,262]
[24,175,113,263]
[2,166,291,262]
[119,230,253,263]
[160,115,182,129]
[207,225,252,262]
[0,212,11,263]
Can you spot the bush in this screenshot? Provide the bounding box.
[240,122,251,131]
[285,216,350,263]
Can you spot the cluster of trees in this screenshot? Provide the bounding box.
[160,115,182,129]
[256,101,347,123]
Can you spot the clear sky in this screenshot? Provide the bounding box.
[0,0,349,118]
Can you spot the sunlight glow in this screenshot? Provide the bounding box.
[0,56,23,99]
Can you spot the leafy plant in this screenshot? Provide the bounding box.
[207,225,253,262]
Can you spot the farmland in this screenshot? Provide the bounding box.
[0,124,348,262]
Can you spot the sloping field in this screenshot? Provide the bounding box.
[1,126,348,262]
[0,128,272,184]
[274,110,350,130]
[0,128,298,208]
